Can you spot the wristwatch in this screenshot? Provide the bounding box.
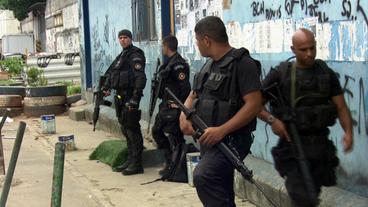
[267,114,275,125]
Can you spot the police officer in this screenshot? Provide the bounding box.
[180,16,262,207]
[259,28,353,206]
[103,29,147,175]
[152,35,191,176]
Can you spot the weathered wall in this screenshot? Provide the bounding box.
[86,0,162,118]
[0,10,21,38]
[174,0,368,196]
[45,0,79,53]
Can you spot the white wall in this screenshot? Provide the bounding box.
[0,10,21,38]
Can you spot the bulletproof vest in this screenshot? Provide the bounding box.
[271,60,337,131]
[110,46,143,92]
[160,53,190,102]
[193,48,257,132]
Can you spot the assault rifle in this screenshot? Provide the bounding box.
[147,58,161,133]
[165,88,278,207]
[92,76,111,131]
[264,82,318,207]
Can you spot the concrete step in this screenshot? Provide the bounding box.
[235,156,368,207]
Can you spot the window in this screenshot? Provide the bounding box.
[54,13,63,27]
[132,0,157,41]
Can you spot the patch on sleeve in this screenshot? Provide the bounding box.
[178,72,186,80]
[134,63,142,70]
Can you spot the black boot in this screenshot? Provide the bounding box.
[159,149,172,176]
[122,128,144,175]
[114,159,131,172]
[122,162,144,175]
[114,134,132,172]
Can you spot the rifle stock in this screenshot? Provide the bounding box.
[147,58,161,133]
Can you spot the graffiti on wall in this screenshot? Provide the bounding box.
[91,15,119,83]
[337,71,368,135]
[248,0,368,26]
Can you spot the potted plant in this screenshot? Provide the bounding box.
[0,57,24,79]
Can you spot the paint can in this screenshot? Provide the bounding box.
[41,114,56,134]
[58,135,75,151]
[186,152,201,187]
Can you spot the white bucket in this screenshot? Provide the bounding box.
[186,152,201,187]
[41,114,56,134]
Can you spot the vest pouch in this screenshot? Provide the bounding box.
[215,101,236,126]
[160,107,180,122]
[196,99,216,126]
[317,74,330,94]
[295,104,337,131]
[118,70,132,89]
[111,69,120,89]
[203,73,225,90]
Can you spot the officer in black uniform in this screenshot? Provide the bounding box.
[180,16,263,207]
[152,35,191,176]
[103,29,147,175]
[259,28,353,206]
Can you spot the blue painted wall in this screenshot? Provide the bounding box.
[80,0,368,196]
[80,0,162,118]
[223,0,368,196]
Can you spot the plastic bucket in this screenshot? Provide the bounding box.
[41,114,56,134]
[186,152,201,186]
[58,135,75,151]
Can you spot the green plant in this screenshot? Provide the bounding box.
[67,85,81,95]
[55,80,74,86]
[26,67,48,86]
[0,57,24,76]
[0,79,16,86]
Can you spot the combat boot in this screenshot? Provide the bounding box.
[122,160,144,175]
[158,149,172,176]
[114,135,132,172]
[114,159,131,172]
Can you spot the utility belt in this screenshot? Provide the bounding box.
[158,101,180,123]
[273,103,337,131]
[298,135,328,145]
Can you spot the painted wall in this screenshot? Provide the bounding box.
[174,0,368,197]
[0,10,21,38]
[86,0,162,119]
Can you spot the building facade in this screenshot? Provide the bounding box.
[45,0,79,53]
[0,9,20,39]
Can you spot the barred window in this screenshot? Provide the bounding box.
[132,0,157,41]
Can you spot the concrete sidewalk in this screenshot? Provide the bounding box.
[81,104,368,207]
[0,115,255,207]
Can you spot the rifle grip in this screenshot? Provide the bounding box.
[193,129,202,140]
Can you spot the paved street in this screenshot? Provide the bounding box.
[0,115,256,207]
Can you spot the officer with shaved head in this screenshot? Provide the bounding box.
[258,28,353,206]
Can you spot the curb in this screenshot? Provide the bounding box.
[235,156,368,207]
[83,104,368,207]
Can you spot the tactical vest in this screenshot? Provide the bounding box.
[110,46,143,91]
[160,54,190,102]
[271,60,337,132]
[193,48,259,133]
